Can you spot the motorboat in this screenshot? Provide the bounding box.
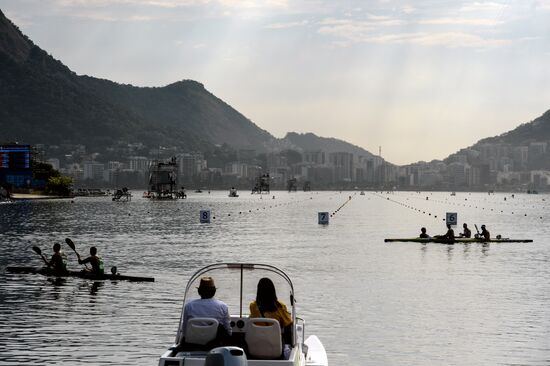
[159,263,328,366]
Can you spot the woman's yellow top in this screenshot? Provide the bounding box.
[249,300,293,328]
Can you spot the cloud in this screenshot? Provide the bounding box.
[404,32,510,48]
[318,17,510,48]
[217,0,288,9]
[400,5,416,14]
[534,0,550,10]
[56,0,208,6]
[264,20,308,29]
[459,1,510,13]
[318,20,376,43]
[419,17,504,26]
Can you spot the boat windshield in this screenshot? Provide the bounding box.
[176,263,295,340]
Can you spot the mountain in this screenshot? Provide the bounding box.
[443,109,550,170]
[0,9,273,152]
[283,132,382,160]
[474,110,550,146]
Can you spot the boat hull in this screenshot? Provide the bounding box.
[6,266,154,282]
[384,238,533,244]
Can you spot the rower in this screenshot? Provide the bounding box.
[43,243,68,274]
[419,227,430,238]
[480,225,490,240]
[460,223,472,238]
[77,247,104,275]
[438,224,455,242]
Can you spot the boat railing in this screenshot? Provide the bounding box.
[176,263,296,346]
[296,317,305,346]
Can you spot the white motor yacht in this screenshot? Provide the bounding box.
[159,263,328,366]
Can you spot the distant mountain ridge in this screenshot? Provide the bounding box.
[474,110,550,147]
[0,9,274,152]
[283,132,379,160]
[443,109,550,163]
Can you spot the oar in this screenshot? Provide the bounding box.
[474,224,480,239]
[32,246,50,267]
[65,238,89,270]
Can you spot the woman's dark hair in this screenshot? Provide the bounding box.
[256,277,278,312]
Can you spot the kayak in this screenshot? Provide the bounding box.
[6,266,155,282]
[384,238,533,244]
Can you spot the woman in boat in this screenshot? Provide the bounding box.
[249,277,293,344]
[77,247,104,275]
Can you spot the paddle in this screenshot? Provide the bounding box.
[32,246,50,267]
[65,238,89,270]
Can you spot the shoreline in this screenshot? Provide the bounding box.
[9,193,73,200]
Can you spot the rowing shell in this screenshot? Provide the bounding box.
[6,266,155,282]
[384,238,533,244]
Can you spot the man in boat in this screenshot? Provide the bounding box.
[480,225,490,240]
[181,277,231,344]
[77,247,104,275]
[42,243,68,274]
[460,223,472,238]
[436,224,455,242]
[419,227,430,238]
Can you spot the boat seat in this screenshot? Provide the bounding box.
[185,318,219,345]
[245,318,282,359]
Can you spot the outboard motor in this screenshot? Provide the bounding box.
[205,347,247,366]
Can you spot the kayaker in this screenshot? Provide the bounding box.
[77,247,104,275]
[436,224,455,242]
[480,225,490,240]
[460,223,472,238]
[43,243,68,274]
[181,277,231,342]
[419,227,430,238]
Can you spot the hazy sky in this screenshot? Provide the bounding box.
[2,0,550,164]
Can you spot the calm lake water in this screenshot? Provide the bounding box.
[1,191,549,365]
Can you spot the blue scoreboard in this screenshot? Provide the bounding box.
[0,145,31,170]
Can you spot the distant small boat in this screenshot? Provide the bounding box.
[195,189,203,193]
[360,191,365,195]
[112,188,132,201]
[229,187,238,197]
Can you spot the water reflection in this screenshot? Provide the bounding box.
[446,244,454,261]
[481,243,490,256]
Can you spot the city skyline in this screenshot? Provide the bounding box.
[1,0,550,164]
